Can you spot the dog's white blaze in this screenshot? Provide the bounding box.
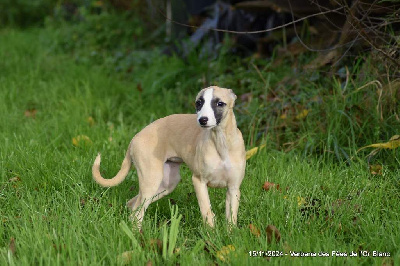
[197,88,216,126]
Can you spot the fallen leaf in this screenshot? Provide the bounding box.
[117,250,134,265]
[249,224,261,237]
[174,247,181,254]
[24,109,37,118]
[358,135,400,152]
[87,116,95,126]
[297,196,306,206]
[262,181,278,192]
[266,225,281,243]
[246,144,266,160]
[145,260,153,266]
[295,109,310,120]
[369,164,383,175]
[137,83,143,92]
[72,135,92,147]
[9,237,16,256]
[8,176,21,183]
[216,245,235,262]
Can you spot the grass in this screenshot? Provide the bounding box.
[0,28,399,265]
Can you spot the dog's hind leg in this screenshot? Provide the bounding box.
[158,161,181,196]
[128,161,181,228]
[127,161,181,209]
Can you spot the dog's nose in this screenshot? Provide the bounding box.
[199,117,208,126]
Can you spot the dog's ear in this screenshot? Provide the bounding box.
[229,89,237,107]
[229,89,237,101]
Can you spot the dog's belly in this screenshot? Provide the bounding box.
[167,157,184,163]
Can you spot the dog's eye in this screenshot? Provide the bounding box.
[195,99,204,110]
[217,101,226,107]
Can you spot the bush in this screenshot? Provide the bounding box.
[0,0,57,27]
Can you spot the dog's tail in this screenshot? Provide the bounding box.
[92,148,132,187]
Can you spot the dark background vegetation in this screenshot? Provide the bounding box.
[1,0,399,164]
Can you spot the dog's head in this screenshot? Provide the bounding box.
[195,86,237,128]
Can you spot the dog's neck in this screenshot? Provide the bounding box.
[195,109,238,174]
[210,110,237,160]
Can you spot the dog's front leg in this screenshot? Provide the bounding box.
[226,187,240,225]
[192,175,215,227]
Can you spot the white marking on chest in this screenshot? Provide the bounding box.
[197,88,216,127]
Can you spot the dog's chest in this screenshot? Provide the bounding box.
[201,154,234,188]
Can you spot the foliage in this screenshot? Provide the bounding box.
[44,7,400,167]
[0,0,56,27]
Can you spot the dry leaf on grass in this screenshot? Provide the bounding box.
[24,109,37,118]
[249,224,261,237]
[295,109,310,120]
[262,181,279,191]
[216,245,236,262]
[266,225,281,244]
[137,83,143,92]
[9,176,21,183]
[9,237,16,256]
[369,164,383,175]
[297,196,306,207]
[72,135,92,147]
[87,116,95,126]
[246,144,266,160]
[117,250,134,265]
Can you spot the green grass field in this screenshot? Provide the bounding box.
[1,28,399,265]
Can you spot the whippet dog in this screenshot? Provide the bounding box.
[92,86,246,228]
